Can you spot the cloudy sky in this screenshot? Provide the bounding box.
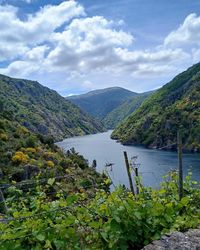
[0,0,200,96]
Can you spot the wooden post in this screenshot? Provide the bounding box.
[177,131,183,200]
[135,167,140,195]
[123,151,135,195]
[0,189,8,214]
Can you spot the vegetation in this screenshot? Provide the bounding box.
[67,87,153,129]
[1,172,200,249]
[1,68,200,249]
[0,113,106,196]
[112,63,200,152]
[67,87,137,120]
[0,75,111,249]
[0,74,104,141]
[103,91,153,128]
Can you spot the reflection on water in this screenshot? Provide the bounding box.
[57,131,200,188]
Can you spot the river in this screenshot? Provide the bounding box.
[57,130,200,188]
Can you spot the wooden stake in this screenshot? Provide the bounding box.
[123,151,135,195]
[135,167,140,195]
[0,189,8,214]
[177,131,183,200]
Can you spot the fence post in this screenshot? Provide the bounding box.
[0,188,8,214]
[123,151,135,195]
[135,167,140,195]
[177,131,183,200]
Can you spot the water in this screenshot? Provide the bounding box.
[57,131,200,188]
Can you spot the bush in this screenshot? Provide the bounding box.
[46,160,55,168]
[25,136,37,148]
[60,158,72,168]
[12,151,29,164]
[1,172,200,249]
[25,147,36,154]
[0,133,8,141]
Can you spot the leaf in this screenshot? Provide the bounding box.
[180,197,190,206]
[36,234,45,242]
[47,178,55,186]
[44,239,52,248]
[104,178,111,185]
[53,240,65,249]
[100,232,108,242]
[66,195,78,205]
[13,211,20,218]
[110,219,121,232]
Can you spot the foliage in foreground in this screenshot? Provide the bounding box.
[1,172,200,250]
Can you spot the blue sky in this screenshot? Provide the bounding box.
[0,0,200,96]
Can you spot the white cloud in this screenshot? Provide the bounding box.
[0,1,84,61]
[25,45,49,61]
[164,13,200,46]
[0,2,198,93]
[1,60,40,77]
[45,16,133,73]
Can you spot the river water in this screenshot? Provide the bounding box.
[57,131,200,188]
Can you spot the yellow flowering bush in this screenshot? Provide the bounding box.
[46,160,54,168]
[12,151,29,164]
[25,147,36,153]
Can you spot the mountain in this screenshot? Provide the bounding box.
[0,74,104,141]
[111,63,200,152]
[103,91,153,128]
[0,113,104,184]
[67,87,137,119]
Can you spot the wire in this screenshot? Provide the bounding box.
[0,174,73,189]
[0,181,100,205]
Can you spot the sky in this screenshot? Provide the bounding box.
[1,0,200,96]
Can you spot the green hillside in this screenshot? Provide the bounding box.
[67,87,137,119]
[0,74,104,141]
[0,114,105,188]
[103,91,153,128]
[112,63,200,152]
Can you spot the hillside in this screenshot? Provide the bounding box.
[103,91,153,128]
[1,74,200,250]
[0,114,105,186]
[111,63,200,152]
[67,87,137,119]
[0,74,104,141]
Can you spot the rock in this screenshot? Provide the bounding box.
[142,117,152,130]
[142,229,200,250]
[23,164,40,179]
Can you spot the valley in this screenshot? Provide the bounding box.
[1,1,200,249]
[67,87,152,128]
[1,63,200,250]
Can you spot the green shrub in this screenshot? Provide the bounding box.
[25,135,37,148]
[0,172,200,249]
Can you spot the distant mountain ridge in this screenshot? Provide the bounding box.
[111,63,200,152]
[67,87,152,128]
[0,74,104,141]
[67,87,137,119]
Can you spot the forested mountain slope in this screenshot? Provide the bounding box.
[112,63,200,152]
[67,87,137,119]
[0,74,104,141]
[103,91,153,128]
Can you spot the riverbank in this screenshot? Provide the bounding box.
[57,130,200,188]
